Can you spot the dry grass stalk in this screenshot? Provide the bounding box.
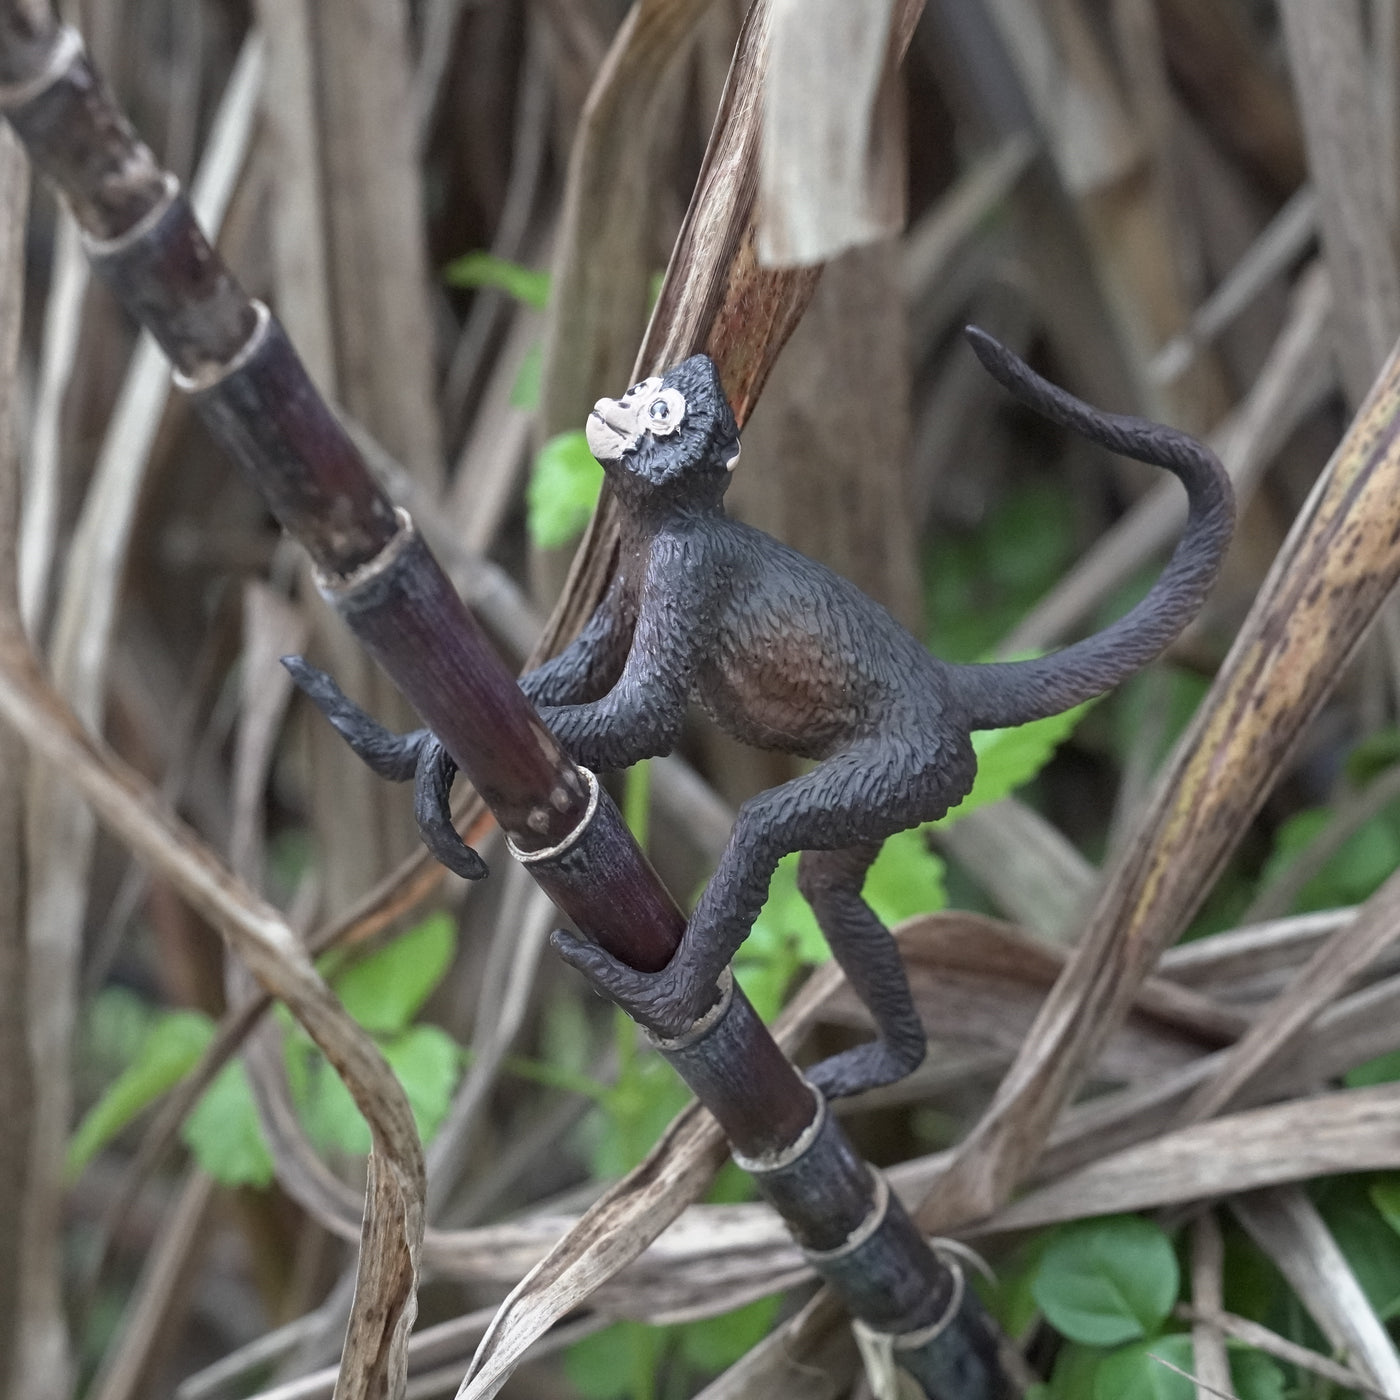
[0,122,34,1400]
[1279,0,1400,407]
[1231,1187,1400,1393]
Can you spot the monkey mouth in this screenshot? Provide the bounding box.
[585,407,640,463]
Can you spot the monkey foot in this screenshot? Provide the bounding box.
[549,930,722,1037]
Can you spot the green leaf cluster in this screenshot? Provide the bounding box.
[1007,1216,1287,1400]
[70,914,463,1189]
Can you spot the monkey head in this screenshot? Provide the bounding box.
[585,355,741,511]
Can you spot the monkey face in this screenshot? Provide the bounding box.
[585,377,688,463]
[586,355,742,501]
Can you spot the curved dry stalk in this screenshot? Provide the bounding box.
[0,625,424,1400]
[424,866,556,1213]
[0,120,32,1400]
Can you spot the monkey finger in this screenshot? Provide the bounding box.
[413,740,488,881]
[282,655,426,781]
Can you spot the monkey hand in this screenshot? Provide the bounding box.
[549,929,723,1038]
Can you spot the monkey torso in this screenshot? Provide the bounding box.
[626,512,964,763]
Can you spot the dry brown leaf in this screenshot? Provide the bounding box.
[972,1083,1400,1235]
[455,1106,726,1400]
[1180,865,1400,1124]
[758,0,904,266]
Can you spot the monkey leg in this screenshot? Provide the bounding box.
[282,656,487,880]
[553,735,969,1036]
[797,845,927,1098]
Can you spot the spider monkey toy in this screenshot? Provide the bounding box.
[286,328,1233,1100]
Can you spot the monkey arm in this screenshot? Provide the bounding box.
[537,536,706,772]
[519,574,636,706]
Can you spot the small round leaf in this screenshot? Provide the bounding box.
[1032,1216,1180,1346]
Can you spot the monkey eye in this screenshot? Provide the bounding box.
[644,387,686,435]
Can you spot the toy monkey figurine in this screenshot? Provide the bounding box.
[286,329,1234,1099]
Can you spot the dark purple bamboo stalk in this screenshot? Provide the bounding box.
[0,16,1005,1397]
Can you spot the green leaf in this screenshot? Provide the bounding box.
[984,482,1077,592]
[294,1037,371,1157]
[1318,1177,1400,1319]
[1370,1174,1400,1236]
[924,483,1077,664]
[1093,1334,1194,1400]
[746,853,824,963]
[941,701,1092,826]
[1229,1346,1286,1400]
[981,1233,1052,1338]
[1260,806,1400,913]
[1045,1343,1105,1400]
[731,955,796,1025]
[736,833,946,1019]
[442,251,550,309]
[863,826,947,924]
[624,759,651,851]
[678,1295,780,1373]
[382,1025,461,1144]
[1111,667,1209,775]
[1032,1216,1180,1346]
[291,1023,462,1158]
[528,431,604,550]
[68,1009,215,1177]
[589,1017,691,1177]
[332,912,456,1034]
[182,1059,275,1188]
[511,342,542,410]
[1348,1049,1400,1088]
[1346,728,1400,785]
[735,855,823,1020]
[564,1320,671,1400]
[84,986,159,1073]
